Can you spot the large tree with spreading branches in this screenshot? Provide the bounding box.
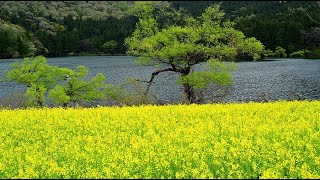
[125,2,264,103]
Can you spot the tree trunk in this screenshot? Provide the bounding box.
[36,99,43,107]
[183,83,195,104]
[34,87,43,107]
[180,66,195,104]
[62,102,68,108]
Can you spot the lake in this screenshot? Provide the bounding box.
[0,56,319,105]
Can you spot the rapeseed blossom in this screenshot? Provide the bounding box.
[0,100,319,178]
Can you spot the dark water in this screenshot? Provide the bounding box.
[0,56,319,104]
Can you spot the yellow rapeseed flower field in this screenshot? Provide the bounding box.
[0,100,319,178]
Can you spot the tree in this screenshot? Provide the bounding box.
[0,20,36,58]
[101,40,118,55]
[289,49,308,57]
[5,56,67,107]
[303,27,320,50]
[6,56,107,107]
[77,39,97,53]
[2,1,317,59]
[263,49,275,57]
[274,46,287,58]
[125,3,264,103]
[49,65,106,107]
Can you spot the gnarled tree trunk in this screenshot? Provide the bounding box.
[35,87,43,107]
[181,66,195,104]
[183,83,195,104]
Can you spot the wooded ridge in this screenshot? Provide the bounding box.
[0,1,319,59]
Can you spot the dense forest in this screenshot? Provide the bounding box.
[1,1,320,59]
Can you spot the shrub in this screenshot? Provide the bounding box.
[274,46,287,58]
[289,50,309,57]
[263,49,275,57]
[6,56,107,108]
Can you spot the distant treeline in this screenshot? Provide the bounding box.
[0,1,319,59]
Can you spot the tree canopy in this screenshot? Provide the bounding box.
[125,3,264,103]
[0,1,319,59]
[6,56,106,107]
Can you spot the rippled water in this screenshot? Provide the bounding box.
[0,56,319,104]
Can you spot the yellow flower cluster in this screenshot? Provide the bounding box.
[0,100,319,178]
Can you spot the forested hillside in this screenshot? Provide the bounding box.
[172,1,320,57]
[1,1,319,58]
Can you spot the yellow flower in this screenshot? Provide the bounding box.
[0,100,318,178]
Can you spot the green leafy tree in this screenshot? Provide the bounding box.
[263,49,275,57]
[289,49,308,57]
[0,20,36,58]
[125,3,264,103]
[49,65,106,107]
[1,1,318,58]
[274,46,287,58]
[5,56,67,107]
[6,56,107,107]
[102,40,118,55]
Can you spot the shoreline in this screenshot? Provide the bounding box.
[1,55,320,61]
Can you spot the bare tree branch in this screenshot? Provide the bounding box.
[189,61,202,66]
[305,11,320,25]
[144,67,178,95]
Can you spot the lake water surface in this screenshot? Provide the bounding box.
[0,56,319,104]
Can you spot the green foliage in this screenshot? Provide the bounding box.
[238,37,265,60]
[127,4,264,62]
[0,1,137,57]
[126,4,264,103]
[134,57,153,65]
[6,56,107,107]
[173,1,320,54]
[274,46,287,58]
[6,56,63,88]
[49,85,71,106]
[1,1,318,58]
[178,59,237,89]
[310,49,320,54]
[289,50,309,57]
[6,56,65,107]
[305,48,320,58]
[126,2,160,53]
[26,84,47,107]
[101,40,118,54]
[49,66,106,107]
[263,49,275,57]
[0,20,36,58]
